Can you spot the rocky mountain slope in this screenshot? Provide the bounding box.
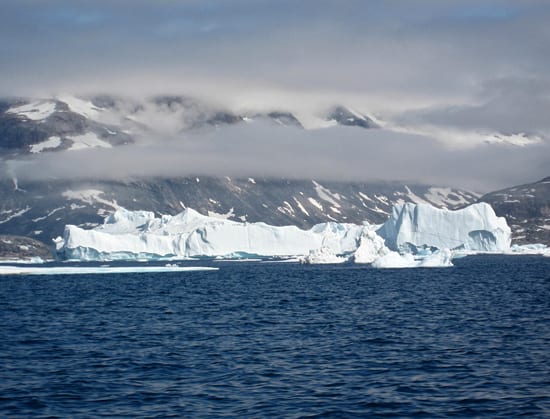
[1,94,547,248]
[0,94,377,157]
[479,177,550,245]
[0,176,478,243]
[0,235,53,261]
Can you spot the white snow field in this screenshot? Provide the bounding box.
[55,203,512,267]
[7,100,57,121]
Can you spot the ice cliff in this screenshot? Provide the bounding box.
[55,208,366,261]
[377,202,511,253]
[55,202,511,263]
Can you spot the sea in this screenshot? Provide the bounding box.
[1,255,549,418]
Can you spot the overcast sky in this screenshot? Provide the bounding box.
[1,0,549,191]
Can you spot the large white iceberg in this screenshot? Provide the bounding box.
[376,202,511,253]
[56,208,366,261]
[55,202,511,264]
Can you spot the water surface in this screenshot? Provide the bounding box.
[1,256,549,417]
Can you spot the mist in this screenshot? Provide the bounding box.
[4,123,549,192]
[1,0,549,190]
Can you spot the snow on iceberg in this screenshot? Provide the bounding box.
[377,202,511,253]
[56,208,366,261]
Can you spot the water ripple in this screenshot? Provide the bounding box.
[0,255,549,417]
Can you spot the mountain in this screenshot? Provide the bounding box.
[8,93,548,249]
[0,235,53,261]
[0,97,132,156]
[325,106,378,128]
[0,95,379,157]
[479,177,550,245]
[0,176,478,244]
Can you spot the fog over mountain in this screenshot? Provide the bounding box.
[1,0,549,190]
[3,119,549,192]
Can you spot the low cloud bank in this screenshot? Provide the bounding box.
[3,123,548,192]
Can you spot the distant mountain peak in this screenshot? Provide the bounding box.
[325,106,379,129]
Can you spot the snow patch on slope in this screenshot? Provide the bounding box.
[62,189,119,210]
[0,207,31,224]
[30,136,62,153]
[58,95,102,120]
[7,101,57,121]
[66,133,112,151]
[424,187,474,207]
[312,181,341,208]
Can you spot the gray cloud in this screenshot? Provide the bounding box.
[395,77,550,135]
[1,0,549,190]
[4,123,549,192]
[2,1,549,109]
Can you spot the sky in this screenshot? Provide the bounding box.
[1,0,549,191]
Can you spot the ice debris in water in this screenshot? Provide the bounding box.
[371,249,453,269]
[0,266,218,276]
[299,246,347,264]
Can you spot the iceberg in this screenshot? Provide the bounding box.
[54,202,511,264]
[56,208,366,261]
[352,229,389,263]
[377,202,511,253]
[299,247,348,264]
[371,249,453,269]
[508,243,549,255]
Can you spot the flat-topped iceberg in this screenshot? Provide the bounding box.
[54,202,511,265]
[56,208,366,261]
[377,202,511,253]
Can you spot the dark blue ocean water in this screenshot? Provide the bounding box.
[1,255,549,418]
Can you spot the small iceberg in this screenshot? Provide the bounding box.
[299,247,347,264]
[372,249,453,269]
[508,243,549,255]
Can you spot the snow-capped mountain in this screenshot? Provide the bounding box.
[0,176,478,244]
[0,97,132,156]
[0,95,379,157]
[480,177,550,245]
[1,94,546,247]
